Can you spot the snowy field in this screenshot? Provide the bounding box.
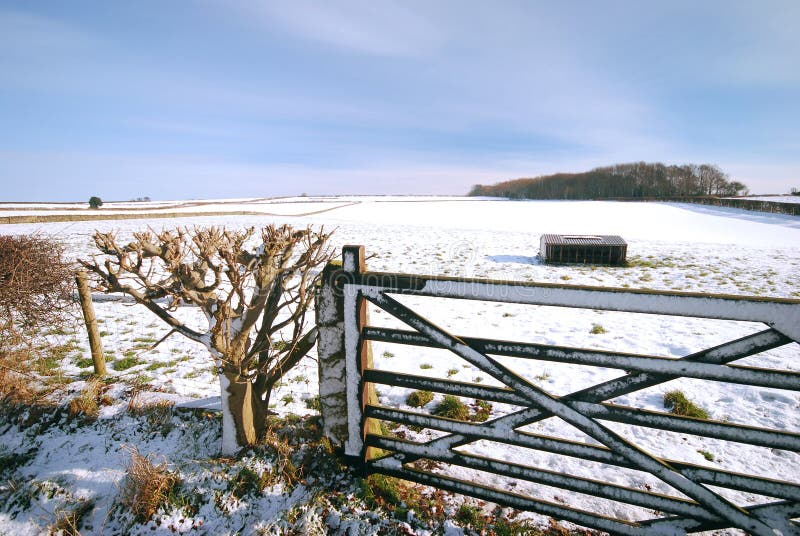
[1,197,799,534]
[730,195,800,204]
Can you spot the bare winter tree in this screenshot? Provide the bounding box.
[80,224,333,454]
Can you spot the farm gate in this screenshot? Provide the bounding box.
[316,246,800,535]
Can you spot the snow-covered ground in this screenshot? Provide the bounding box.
[1,197,798,535]
[733,195,800,204]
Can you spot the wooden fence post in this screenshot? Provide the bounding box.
[316,257,349,450]
[75,270,106,378]
[343,246,380,467]
[316,245,380,469]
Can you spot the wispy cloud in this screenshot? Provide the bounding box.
[227,0,444,57]
[1,2,798,199]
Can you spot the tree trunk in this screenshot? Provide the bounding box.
[75,270,106,377]
[218,370,266,456]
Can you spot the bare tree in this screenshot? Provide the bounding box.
[80,224,332,454]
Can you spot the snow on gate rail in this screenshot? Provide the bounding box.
[316,245,800,536]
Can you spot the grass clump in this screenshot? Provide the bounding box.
[0,350,42,405]
[431,396,493,422]
[74,356,94,369]
[471,399,492,422]
[304,395,321,411]
[50,499,95,536]
[455,504,486,531]
[113,355,143,371]
[119,446,179,522]
[406,390,434,408]
[664,390,709,420]
[432,395,470,421]
[697,449,715,462]
[128,400,175,436]
[589,323,607,335]
[67,379,103,420]
[358,473,444,521]
[228,466,271,498]
[419,363,433,370]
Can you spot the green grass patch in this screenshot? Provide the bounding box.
[697,449,715,462]
[227,466,271,498]
[74,356,94,369]
[406,390,434,408]
[589,323,607,335]
[454,504,485,531]
[471,400,492,422]
[113,355,144,371]
[304,396,321,411]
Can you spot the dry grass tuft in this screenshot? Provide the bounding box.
[262,427,299,486]
[0,350,40,405]
[128,399,175,436]
[50,499,94,535]
[67,379,102,419]
[119,446,179,522]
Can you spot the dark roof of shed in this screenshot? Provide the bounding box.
[541,234,627,246]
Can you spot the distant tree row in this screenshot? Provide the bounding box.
[468,162,749,199]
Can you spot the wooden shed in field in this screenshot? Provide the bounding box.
[540,234,627,265]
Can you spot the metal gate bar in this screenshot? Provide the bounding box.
[317,246,800,535]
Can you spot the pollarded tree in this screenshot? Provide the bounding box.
[80,224,332,454]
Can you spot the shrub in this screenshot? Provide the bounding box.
[663,390,709,419]
[0,234,74,353]
[406,390,434,408]
[119,446,179,522]
[88,196,103,209]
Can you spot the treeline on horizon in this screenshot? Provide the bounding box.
[468,162,749,199]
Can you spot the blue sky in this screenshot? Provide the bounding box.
[1,1,798,201]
